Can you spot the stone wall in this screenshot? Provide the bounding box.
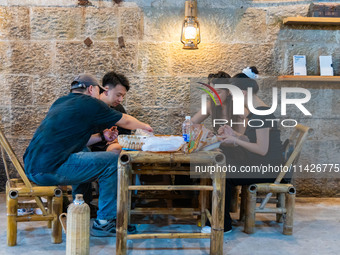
[0,0,339,196]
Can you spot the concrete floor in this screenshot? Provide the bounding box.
[0,194,340,255]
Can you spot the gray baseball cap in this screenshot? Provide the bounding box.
[71,73,107,91]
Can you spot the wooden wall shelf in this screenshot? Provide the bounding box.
[283,17,340,26]
[278,75,340,82]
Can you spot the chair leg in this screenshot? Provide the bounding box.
[239,185,247,221]
[283,192,295,235]
[244,185,256,234]
[7,193,18,246]
[47,196,53,228]
[276,193,285,223]
[51,196,63,244]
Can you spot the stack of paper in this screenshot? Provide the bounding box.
[293,55,307,76]
[319,56,334,76]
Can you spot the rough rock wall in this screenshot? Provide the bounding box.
[0,0,339,196]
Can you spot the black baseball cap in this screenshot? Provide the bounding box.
[71,73,107,91]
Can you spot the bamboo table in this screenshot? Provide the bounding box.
[116,151,226,255]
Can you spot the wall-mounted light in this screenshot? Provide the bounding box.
[181,0,201,49]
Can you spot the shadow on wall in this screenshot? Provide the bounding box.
[0,164,5,192]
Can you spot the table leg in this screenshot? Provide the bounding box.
[116,159,131,255]
[199,178,207,227]
[210,174,225,255]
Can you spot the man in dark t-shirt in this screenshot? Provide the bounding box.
[91,71,132,152]
[23,73,152,237]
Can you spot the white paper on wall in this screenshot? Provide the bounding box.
[319,56,334,76]
[293,55,307,76]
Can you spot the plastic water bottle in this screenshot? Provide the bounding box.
[182,116,192,142]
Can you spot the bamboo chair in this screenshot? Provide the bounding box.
[241,124,311,235]
[0,128,63,246]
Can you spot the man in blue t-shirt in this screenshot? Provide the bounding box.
[23,73,152,237]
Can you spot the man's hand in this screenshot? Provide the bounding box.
[142,124,153,133]
[103,126,118,142]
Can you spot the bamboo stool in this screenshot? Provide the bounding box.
[241,124,311,235]
[116,151,226,255]
[0,127,63,246]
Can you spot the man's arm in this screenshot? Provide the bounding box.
[116,114,153,132]
[87,115,152,146]
[87,133,103,146]
[87,127,119,146]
